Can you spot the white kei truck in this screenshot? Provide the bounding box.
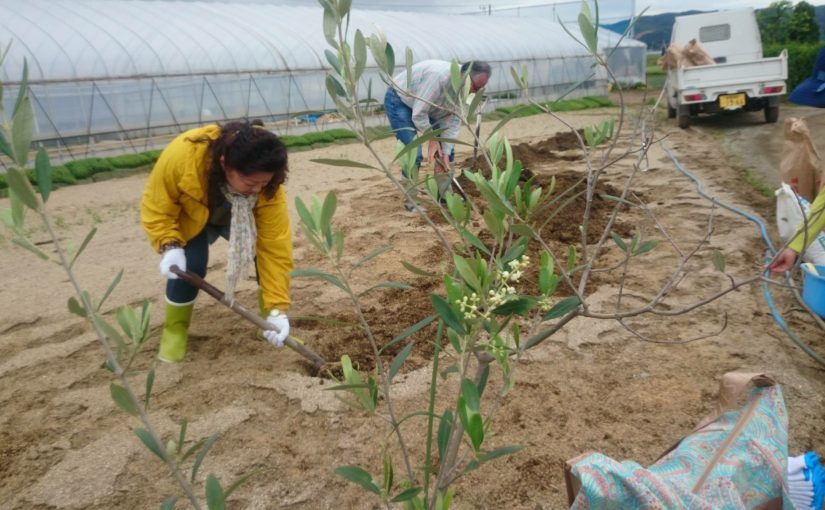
[666,8,788,129]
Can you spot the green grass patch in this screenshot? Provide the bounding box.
[645,53,667,90]
[741,168,774,198]
[647,74,667,90]
[486,95,613,120]
[646,54,665,76]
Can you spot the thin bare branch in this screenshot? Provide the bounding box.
[617,313,728,344]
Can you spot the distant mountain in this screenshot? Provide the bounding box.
[605,5,825,51]
[602,10,708,50]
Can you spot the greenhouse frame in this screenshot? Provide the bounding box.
[0,0,645,157]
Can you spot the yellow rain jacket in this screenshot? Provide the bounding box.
[140,125,292,312]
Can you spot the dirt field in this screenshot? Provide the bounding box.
[1,94,824,509]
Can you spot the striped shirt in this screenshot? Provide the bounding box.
[392,60,461,156]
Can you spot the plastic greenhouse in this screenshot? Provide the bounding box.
[0,0,645,155]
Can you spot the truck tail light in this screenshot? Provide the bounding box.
[762,85,783,94]
[684,93,705,101]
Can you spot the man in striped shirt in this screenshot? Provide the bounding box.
[384,60,491,177]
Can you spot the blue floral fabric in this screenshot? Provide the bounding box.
[569,384,793,509]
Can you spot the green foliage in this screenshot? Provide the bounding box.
[335,354,378,411]
[583,119,614,148]
[758,0,821,44]
[457,379,483,452]
[309,131,336,144]
[281,128,358,148]
[108,153,155,169]
[581,95,613,107]
[64,157,116,179]
[50,165,76,185]
[490,96,612,120]
[741,166,775,198]
[25,164,76,186]
[281,134,310,147]
[335,466,382,495]
[205,474,225,510]
[792,1,821,42]
[0,164,76,193]
[321,128,358,139]
[764,41,824,92]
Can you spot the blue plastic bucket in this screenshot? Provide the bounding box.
[801,264,825,317]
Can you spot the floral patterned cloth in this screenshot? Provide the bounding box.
[222,185,258,304]
[569,380,793,509]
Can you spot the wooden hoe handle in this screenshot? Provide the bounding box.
[169,266,326,370]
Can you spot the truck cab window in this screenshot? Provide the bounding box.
[699,24,731,43]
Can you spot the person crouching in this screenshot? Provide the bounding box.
[141,121,293,362]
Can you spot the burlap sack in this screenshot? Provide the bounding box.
[657,43,682,71]
[682,39,715,67]
[780,117,821,202]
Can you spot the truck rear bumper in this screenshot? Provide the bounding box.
[682,93,780,115]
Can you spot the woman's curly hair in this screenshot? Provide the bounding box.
[187,120,288,207]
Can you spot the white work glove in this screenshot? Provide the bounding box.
[263,310,290,347]
[159,248,186,279]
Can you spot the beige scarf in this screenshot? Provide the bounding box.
[222,184,258,304]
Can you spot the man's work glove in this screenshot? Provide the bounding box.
[159,247,186,279]
[263,310,290,347]
[427,140,450,173]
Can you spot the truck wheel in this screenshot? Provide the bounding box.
[667,103,676,119]
[678,114,691,129]
[764,105,779,123]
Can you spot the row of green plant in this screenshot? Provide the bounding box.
[284,127,358,147]
[0,151,163,190]
[0,128,362,193]
[764,41,825,92]
[489,95,612,119]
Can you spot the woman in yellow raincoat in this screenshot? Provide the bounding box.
[141,121,293,362]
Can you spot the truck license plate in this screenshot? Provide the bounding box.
[719,93,746,109]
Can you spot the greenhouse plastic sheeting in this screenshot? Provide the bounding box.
[0,0,645,143]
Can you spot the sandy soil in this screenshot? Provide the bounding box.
[1,94,824,509]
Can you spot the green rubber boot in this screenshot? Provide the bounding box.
[158,301,194,363]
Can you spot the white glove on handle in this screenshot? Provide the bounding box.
[263,311,290,347]
[159,248,186,279]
